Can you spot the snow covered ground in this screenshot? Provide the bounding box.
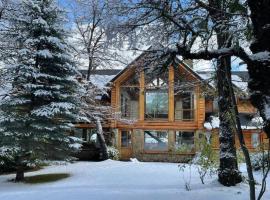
[0,160,269,200]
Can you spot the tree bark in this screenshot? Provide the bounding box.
[15,165,24,182]
[208,0,242,186]
[226,63,256,199]
[247,0,270,138]
[216,56,242,186]
[96,118,109,160]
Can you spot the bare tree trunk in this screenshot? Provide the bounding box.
[87,51,94,81]
[257,140,270,200]
[206,0,242,186]
[95,118,109,160]
[15,165,24,182]
[216,56,242,186]
[226,64,256,200]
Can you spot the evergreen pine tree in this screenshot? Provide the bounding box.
[0,0,83,182]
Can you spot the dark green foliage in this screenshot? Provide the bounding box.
[0,0,83,177]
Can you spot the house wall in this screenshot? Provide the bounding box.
[109,61,264,162]
[210,129,264,151]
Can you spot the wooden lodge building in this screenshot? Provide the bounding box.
[74,50,266,162]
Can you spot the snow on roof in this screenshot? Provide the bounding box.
[89,74,115,89]
[196,72,215,87]
[204,115,263,130]
[231,75,248,93]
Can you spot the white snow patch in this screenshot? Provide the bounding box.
[231,75,248,93]
[250,51,270,61]
[204,116,220,130]
[0,161,269,200]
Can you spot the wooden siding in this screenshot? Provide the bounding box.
[211,129,264,151]
[205,100,213,113]
[115,121,199,130]
[197,87,205,129]
[237,99,257,113]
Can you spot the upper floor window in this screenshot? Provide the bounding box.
[120,72,140,119]
[145,68,168,119]
[174,68,195,121]
[174,91,194,120]
[120,87,139,119]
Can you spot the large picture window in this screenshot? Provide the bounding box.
[145,90,168,119]
[175,131,195,153]
[144,130,168,151]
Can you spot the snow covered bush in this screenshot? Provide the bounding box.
[0,147,17,173]
[192,138,218,184]
[250,151,270,171]
[107,146,119,160]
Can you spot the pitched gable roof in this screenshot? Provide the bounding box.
[110,49,204,84]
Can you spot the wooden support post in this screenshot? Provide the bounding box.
[139,70,145,121]
[168,65,174,122]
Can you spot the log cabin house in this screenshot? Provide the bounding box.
[74,50,266,162]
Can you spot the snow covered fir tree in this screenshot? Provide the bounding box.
[0,0,82,181]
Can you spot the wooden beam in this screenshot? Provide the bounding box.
[115,82,120,112]
[139,70,145,121]
[168,65,174,122]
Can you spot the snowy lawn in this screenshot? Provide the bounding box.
[0,160,270,200]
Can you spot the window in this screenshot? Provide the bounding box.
[120,87,139,119]
[175,131,194,153]
[145,69,169,119]
[175,92,194,120]
[121,131,132,148]
[145,90,168,119]
[251,133,260,148]
[144,130,168,151]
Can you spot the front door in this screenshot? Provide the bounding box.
[120,130,132,160]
